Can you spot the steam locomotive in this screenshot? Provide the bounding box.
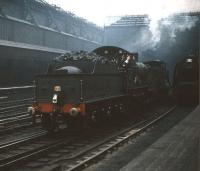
[30,46,170,131]
[173,55,199,105]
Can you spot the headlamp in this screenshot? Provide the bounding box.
[52,94,58,104]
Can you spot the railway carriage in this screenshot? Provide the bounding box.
[173,55,199,105]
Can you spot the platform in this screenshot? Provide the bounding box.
[86,106,200,171]
[121,106,200,171]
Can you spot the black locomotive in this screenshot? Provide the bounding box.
[30,46,170,131]
[173,55,199,105]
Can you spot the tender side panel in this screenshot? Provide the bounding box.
[35,74,125,104]
[35,75,81,103]
[82,74,125,102]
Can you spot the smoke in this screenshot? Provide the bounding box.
[150,14,199,46]
[122,13,199,58]
[123,28,153,52]
[138,14,199,52]
[161,15,199,42]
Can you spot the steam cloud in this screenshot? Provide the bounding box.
[149,14,199,46]
[124,13,199,53]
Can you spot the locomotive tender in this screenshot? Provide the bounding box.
[30,46,169,131]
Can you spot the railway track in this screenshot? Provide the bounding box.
[0,113,33,133]
[0,130,66,169]
[0,105,176,171]
[0,125,46,148]
[0,98,33,108]
[0,86,34,131]
[0,130,46,150]
[57,106,176,171]
[0,131,84,170]
[0,86,34,103]
[0,98,33,119]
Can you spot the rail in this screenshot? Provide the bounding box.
[0,106,176,170]
[0,85,34,105]
[0,85,34,91]
[62,106,176,171]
